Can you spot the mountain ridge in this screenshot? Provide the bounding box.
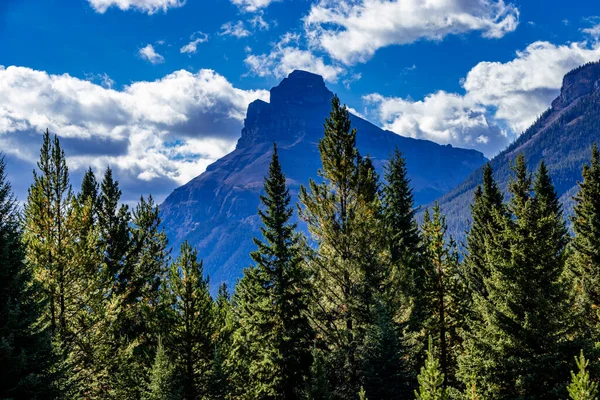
[436,60,600,239]
[160,70,487,290]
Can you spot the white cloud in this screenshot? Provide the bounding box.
[463,40,600,133]
[249,14,270,30]
[245,33,344,82]
[583,23,600,42]
[180,32,209,55]
[220,21,251,38]
[0,66,268,201]
[305,0,519,65]
[230,0,279,13]
[365,39,600,157]
[139,44,165,64]
[87,0,185,14]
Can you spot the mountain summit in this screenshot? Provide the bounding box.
[160,70,486,289]
[436,61,600,238]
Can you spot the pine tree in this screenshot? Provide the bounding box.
[232,144,313,399]
[24,130,76,343]
[145,338,179,400]
[459,155,572,398]
[0,154,57,399]
[567,351,598,400]
[169,241,213,400]
[414,337,447,400]
[299,96,384,397]
[208,284,233,400]
[570,144,600,335]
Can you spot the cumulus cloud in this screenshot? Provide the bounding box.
[180,32,209,55]
[87,0,185,14]
[305,0,519,65]
[230,0,279,13]
[220,21,251,38]
[0,66,268,202]
[139,44,165,64]
[365,39,600,156]
[245,33,344,82]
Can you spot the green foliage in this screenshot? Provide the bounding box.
[232,144,313,399]
[569,144,600,335]
[459,155,573,399]
[168,241,213,400]
[567,350,599,400]
[0,153,58,398]
[415,337,447,400]
[145,338,179,400]
[299,95,385,397]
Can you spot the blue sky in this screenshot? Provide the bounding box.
[1,0,600,203]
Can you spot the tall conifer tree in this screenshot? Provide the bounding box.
[299,96,384,397]
[169,242,213,400]
[232,144,313,399]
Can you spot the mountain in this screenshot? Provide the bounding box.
[159,70,486,290]
[436,61,600,239]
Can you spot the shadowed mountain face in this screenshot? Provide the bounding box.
[436,61,600,240]
[159,70,486,290]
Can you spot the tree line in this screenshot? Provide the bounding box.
[2,96,600,399]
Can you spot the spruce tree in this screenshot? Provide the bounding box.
[381,148,422,311]
[232,144,313,399]
[299,96,384,397]
[459,155,572,398]
[0,154,57,399]
[169,241,213,400]
[570,144,600,335]
[464,163,504,298]
[414,337,447,400]
[98,166,130,295]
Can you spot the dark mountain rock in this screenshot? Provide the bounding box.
[160,70,486,291]
[436,61,600,240]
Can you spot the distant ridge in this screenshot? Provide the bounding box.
[435,60,600,239]
[159,70,486,290]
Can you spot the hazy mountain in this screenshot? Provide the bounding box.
[436,61,600,239]
[159,70,486,290]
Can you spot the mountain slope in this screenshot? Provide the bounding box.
[160,70,486,289]
[436,61,600,239]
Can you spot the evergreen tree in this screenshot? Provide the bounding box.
[98,166,130,295]
[567,351,598,400]
[299,96,384,397]
[208,284,233,400]
[232,144,313,399]
[459,155,572,398]
[24,130,76,343]
[381,148,422,312]
[0,154,57,399]
[418,204,467,388]
[169,241,213,400]
[414,337,447,400]
[464,163,504,298]
[145,338,179,400]
[570,144,600,335]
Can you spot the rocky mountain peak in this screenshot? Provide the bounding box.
[552,60,600,110]
[237,70,334,148]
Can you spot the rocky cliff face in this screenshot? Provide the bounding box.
[160,70,486,291]
[436,60,600,239]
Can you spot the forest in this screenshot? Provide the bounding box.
[2,95,600,400]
